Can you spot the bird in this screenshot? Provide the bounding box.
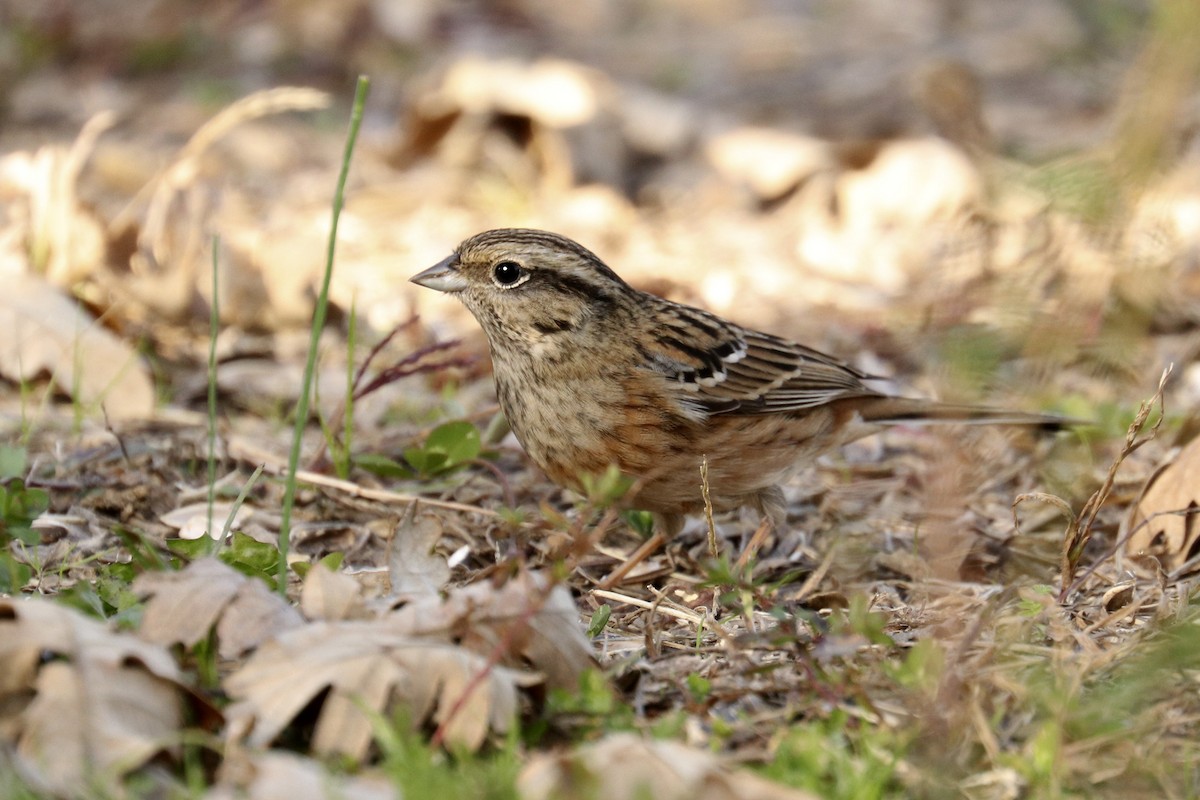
[411,228,1067,537]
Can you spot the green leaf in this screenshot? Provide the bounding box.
[425,421,482,464]
[294,549,346,579]
[355,452,413,478]
[0,551,31,593]
[167,537,211,560]
[403,421,482,477]
[223,532,281,582]
[318,551,345,571]
[402,446,444,476]
[0,446,27,481]
[0,480,49,546]
[586,604,611,637]
[622,509,655,537]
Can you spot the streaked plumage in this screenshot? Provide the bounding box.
[411,228,1063,535]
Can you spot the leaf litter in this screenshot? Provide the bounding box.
[0,597,192,796]
[3,4,1200,798]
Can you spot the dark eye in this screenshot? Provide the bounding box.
[492,260,524,286]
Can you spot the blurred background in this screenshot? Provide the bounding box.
[0,0,1197,419]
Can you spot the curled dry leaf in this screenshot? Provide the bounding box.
[0,272,154,419]
[391,570,595,691]
[224,620,538,756]
[1125,435,1200,573]
[0,597,187,797]
[135,557,303,659]
[0,112,112,287]
[518,733,821,800]
[206,750,397,800]
[160,501,254,540]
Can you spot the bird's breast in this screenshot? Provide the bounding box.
[489,352,694,490]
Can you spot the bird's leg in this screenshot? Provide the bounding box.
[654,512,686,539]
[755,486,787,529]
[736,485,786,568]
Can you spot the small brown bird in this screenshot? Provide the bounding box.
[412,229,1064,536]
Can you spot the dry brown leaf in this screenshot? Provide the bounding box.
[0,271,154,419]
[705,127,833,201]
[422,57,599,129]
[135,558,303,659]
[518,733,821,800]
[224,620,537,756]
[387,504,450,598]
[0,597,187,797]
[206,750,398,800]
[1125,435,1200,572]
[300,561,364,621]
[391,571,595,691]
[0,112,112,286]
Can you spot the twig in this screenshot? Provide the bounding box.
[597,531,666,589]
[591,589,705,624]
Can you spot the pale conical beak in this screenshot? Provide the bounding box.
[410,254,468,293]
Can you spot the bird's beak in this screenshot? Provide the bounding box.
[410,254,468,293]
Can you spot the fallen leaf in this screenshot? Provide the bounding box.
[518,733,821,800]
[0,272,154,419]
[0,597,187,797]
[705,127,832,201]
[391,571,595,691]
[1125,436,1200,572]
[301,561,364,621]
[160,501,254,540]
[206,750,398,800]
[387,504,449,598]
[224,620,537,756]
[135,558,304,659]
[0,113,112,287]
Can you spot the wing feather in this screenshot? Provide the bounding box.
[640,299,883,416]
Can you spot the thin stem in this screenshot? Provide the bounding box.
[277,75,370,595]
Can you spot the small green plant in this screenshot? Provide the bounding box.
[578,465,633,508]
[277,75,370,595]
[0,446,48,594]
[759,710,906,799]
[700,555,765,619]
[57,561,142,625]
[370,713,521,800]
[685,672,712,705]
[168,531,281,585]
[832,594,893,648]
[402,420,483,479]
[621,509,655,537]
[586,603,611,637]
[542,668,635,737]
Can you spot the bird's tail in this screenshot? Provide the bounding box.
[856,397,1078,431]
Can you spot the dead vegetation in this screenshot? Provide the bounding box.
[2,1,1200,798]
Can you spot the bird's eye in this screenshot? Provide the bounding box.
[492,260,524,287]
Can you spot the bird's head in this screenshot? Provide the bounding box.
[410,229,632,352]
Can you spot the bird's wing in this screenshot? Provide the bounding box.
[640,301,882,417]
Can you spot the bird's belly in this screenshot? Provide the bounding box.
[632,412,840,515]
[496,359,846,516]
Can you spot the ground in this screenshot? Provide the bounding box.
[1,1,1200,798]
